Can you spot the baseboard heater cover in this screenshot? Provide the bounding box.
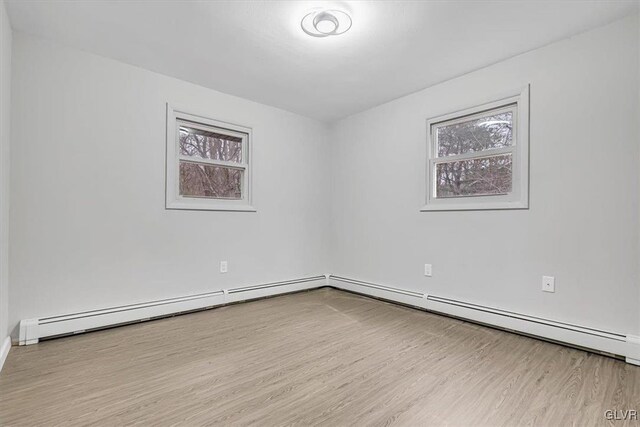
[425,295,629,357]
[426,295,623,341]
[17,274,640,365]
[329,275,640,365]
[329,275,424,300]
[18,275,326,345]
[228,276,325,294]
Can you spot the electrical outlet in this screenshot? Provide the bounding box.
[542,276,555,293]
[220,261,228,273]
[424,264,432,277]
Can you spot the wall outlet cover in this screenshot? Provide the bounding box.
[542,276,555,293]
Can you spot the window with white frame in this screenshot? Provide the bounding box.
[166,106,254,211]
[422,86,529,211]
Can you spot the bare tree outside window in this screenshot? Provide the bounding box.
[432,107,515,198]
[177,121,245,200]
[435,155,512,197]
[423,86,529,211]
[437,112,512,157]
[179,125,242,162]
[179,163,242,199]
[166,106,253,211]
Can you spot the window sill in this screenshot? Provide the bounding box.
[420,201,528,212]
[166,201,257,212]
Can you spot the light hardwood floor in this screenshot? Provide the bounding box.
[0,288,639,426]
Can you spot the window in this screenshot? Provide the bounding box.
[166,105,254,211]
[422,86,529,211]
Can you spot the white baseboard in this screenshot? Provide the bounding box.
[19,275,325,345]
[328,275,639,365]
[0,336,10,372]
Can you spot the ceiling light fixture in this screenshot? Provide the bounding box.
[301,9,352,38]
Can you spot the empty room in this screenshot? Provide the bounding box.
[0,0,639,425]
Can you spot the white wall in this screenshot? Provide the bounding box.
[7,14,640,342]
[8,34,331,336]
[329,15,640,336]
[0,0,11,347]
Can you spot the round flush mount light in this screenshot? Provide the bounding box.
[301,9,352,37]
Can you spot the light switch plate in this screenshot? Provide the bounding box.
[220,261,228,273]
[424,264,432,277]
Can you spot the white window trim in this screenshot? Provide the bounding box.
[421,85,530,212]
[165,104,256,212]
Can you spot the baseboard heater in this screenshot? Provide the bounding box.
[228,276,325,294]
[18,275,326,345]
[328,275,640,365]
[328,275,425,306]
[17,274,640,365]
[425,295,630,357]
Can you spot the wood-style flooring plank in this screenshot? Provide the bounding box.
[0,288,638,426]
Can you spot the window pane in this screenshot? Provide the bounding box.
[437,110,513,157]
[179,123,243,163]
[179,161,243,199]
[435,154,512,198]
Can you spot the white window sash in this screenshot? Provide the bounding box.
[177,119,248,140]
[431,145,515,164]
[429,146,517,199]
[178,156,248,170]
[422,85,529,211]
[166,104,255,212]
[431,104,516,132]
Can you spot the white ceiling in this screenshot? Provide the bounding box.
[5,0,638,122]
